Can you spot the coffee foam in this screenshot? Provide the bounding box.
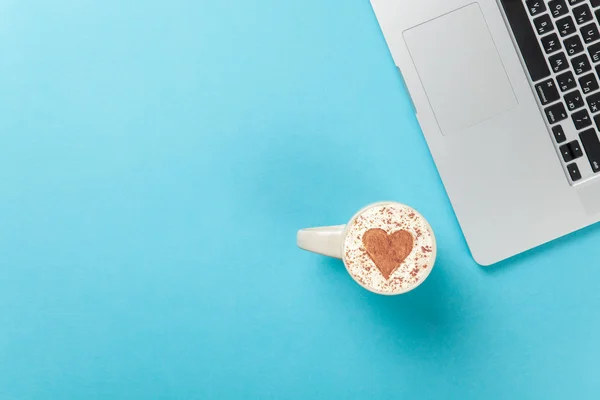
[343,203,436,294]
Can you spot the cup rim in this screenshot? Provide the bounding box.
[341,201,437,296]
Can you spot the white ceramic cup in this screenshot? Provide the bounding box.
[297,202,437,295]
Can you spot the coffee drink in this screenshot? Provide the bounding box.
[342,202,436,295]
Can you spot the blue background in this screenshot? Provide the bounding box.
[1,1,600,399]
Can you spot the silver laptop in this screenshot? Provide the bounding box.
[370,0,600,265]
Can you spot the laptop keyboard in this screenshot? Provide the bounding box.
[501,0,600,183]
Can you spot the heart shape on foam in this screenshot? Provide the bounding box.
[362,228,414,279]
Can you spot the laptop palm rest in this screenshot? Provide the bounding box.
[578,181,600,215]
[403,4,517,136]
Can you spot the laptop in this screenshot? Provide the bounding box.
[370,0,600,265]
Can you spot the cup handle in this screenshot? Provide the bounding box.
[297,225,345,259]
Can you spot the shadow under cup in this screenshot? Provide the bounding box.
[298,202,437,296]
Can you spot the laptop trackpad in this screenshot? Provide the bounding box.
[403,4,517,136]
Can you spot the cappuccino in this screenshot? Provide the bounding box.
[343,203,436,295]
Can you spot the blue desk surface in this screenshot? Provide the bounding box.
[2,1,600,399]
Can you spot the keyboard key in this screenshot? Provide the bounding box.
[580,128,600,172]
[534,14,554,35]
[535,79,560,105]
[526,0,547,16]
[593,0,600,7]
[542,33,562,53]
[569,0,585,5]
[572,53,591,74]
[589,42,600,63]
[579,73,599,94]
[572,109,592,129]
[569,140,585,158]
[595,113,600,129]
[556,16,576,36]
[549,0,568,18]
[564,35,584,56]
[552,125,567,143]
[587,91,600,112]
[549,52,569,73]
[557,71,577,91]
[567,163,583,181]
[581,23,600,43]
[545,102,568,124]
[560,143,575,161]
[573,4,593,24]
[500,1,551,81]
[565,90,584,110]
